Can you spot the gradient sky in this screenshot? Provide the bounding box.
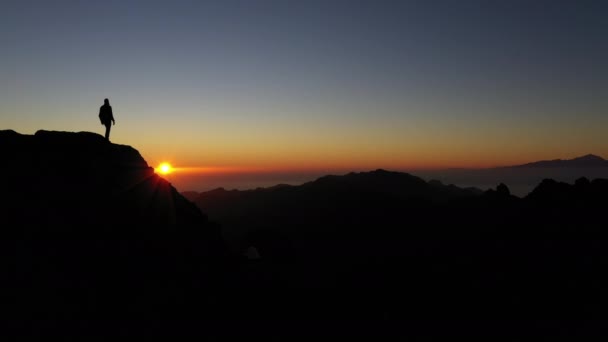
[1,0,607,174]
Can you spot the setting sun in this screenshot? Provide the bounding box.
[157,162,173,175]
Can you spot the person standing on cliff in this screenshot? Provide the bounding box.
[99,98,115,141]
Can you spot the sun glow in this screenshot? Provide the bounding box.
[157,162,173,175]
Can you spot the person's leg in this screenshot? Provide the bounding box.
[105,124,111,140]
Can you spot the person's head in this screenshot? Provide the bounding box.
[104,98,110,105]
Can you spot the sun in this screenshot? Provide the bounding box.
[157,162,173,175]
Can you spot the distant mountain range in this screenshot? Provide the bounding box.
[507,154,608,168]
[414,154,608,196]
[184,168,607,254]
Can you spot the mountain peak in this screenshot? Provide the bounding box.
[572,154,605,162]
[511,154,608,168]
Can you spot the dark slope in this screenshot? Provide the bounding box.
[181,190,201,202]
[1,130,220,234]
[0,130,225,337]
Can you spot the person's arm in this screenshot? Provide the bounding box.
[110,106,115,125]
[99,107,104,125]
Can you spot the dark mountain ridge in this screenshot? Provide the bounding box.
[186,167,608,338]
[190,169,482,253]
[189,167,607,256]
[193,168,481,212]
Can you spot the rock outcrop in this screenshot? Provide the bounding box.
[0,130,225,336]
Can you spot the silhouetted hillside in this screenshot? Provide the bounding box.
[0,130,225,337]
[189,171,608,338]
[192,170,480,250]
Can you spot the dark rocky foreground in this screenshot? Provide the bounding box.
[0,130,226,337]
[2,130,608,340]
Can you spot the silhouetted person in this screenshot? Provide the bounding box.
[99,98,115,141]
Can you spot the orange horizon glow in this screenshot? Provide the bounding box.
[131,144,608,176]
[148,153,605,177]
[151,156,519,175]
